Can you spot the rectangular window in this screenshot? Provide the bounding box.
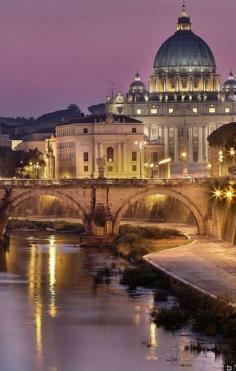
[132,165,137,171]
[225,107,230,113]
[209,106,216,113]
[83,128,88,134]
[151,107,158,114]
[132,127,137,133]
[193,152,198,162]
[132,152,137,161]
[152,152,158,162]
[193,107,198,113]
[84,166,89,172]
[168,108,174,114]
[136,109,142,115]
[84,152,89,162]
[108,166,113,172]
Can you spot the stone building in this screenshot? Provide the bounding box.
[106,4,236,177]
[55,114,165,179]
[208,122,236,177]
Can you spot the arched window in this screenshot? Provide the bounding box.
[107,147,114,162]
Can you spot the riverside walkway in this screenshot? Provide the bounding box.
[144,238,236,305]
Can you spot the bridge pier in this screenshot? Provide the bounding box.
[0,188,12,247]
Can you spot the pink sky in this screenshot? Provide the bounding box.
[0,0,235,117]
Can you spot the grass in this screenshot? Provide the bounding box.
[113,224,188,262]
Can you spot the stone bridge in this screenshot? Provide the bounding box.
[0,178,214,240]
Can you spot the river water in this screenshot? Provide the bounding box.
[0,232,224,371]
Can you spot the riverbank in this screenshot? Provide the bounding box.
[144,238,236,305]
[8,218,84,233]
[113,224,189,262]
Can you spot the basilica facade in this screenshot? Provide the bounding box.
[106,4,236,176]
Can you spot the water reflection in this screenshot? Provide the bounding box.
[28,243,43,365]
[0,232,225,371]
[48,235,57,318]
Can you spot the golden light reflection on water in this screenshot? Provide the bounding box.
[28,243,43,365]
[146,322,158,361]
[48,235,57,318]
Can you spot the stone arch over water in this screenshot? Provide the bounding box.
[113,188,206,235]
[10,188,89,231]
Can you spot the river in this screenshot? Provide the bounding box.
[0,232,225,371]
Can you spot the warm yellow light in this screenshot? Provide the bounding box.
[208,163,212,169]
[229,148,236,157]
[212,188,223,199]
[181,152,187,159]
[159,158,172,165]
[224,188,235,202]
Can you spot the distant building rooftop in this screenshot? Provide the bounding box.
[58,114,143,126]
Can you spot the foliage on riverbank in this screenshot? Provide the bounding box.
[8,219,84,233]
[121,264,170,290]
[152,285,236,339]
[113,224,187,262]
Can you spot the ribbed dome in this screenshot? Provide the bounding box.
[129,73,146,94]
[153,5,216,73]
[154,32,216,72]
[223,71,236,91]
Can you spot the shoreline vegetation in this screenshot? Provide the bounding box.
[113,224,236,361]
[7,219,85,234]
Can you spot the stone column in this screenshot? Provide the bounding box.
[188,127,193,163]
[117,143,122,176]
[198,127,203,163]
[123,143,127,173]
[94,143,98,177]
[164,127,169,157]
[99,143,104,158]
[174,128,179,163]
[204,126,209,162]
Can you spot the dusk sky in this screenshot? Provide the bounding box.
[0,0,236,117]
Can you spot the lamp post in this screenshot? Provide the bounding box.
[106,158,112,178]
[158,158,172,179]
[180,152,187,175]
[135,141,146,179]
[218,150,224,177]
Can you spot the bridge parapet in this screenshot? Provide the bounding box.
[0,177,225,188]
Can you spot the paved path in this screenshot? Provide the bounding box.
[144,238,236,305]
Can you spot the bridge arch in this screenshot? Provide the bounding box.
[113,188,206,235]
[10,188,90,231]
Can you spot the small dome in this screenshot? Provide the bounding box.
[153,4,216,73]
[223,71,236,91]
[129,73,146,94]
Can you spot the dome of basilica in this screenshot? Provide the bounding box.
[153,4,216,73]
[223,71,236,91]
[129,73,146,94]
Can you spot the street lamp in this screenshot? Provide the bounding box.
[158,158,172,179]
[135,141,146,179]
[180,152,187,175]
[218,150,224,177]
[107,158,112,178]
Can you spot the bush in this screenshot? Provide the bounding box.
[120,264,170,290]
[152,306,189,331]
[154,289,168,302]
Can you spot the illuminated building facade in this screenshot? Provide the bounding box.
[55,113,167,179]
[106,4,236,177]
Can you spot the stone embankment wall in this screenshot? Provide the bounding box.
[211,201,236,244]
